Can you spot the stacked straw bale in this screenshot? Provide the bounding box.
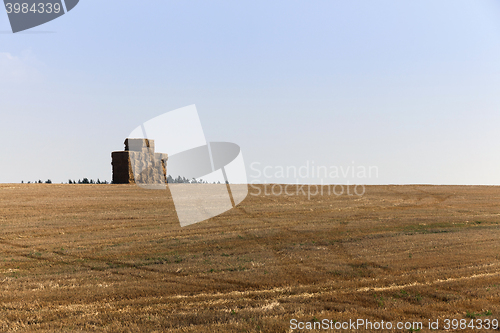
[111,139,168,184]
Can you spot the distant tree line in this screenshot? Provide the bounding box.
[21,177,221,185]
[68,178,109,184]
[166,175,222,184]
[21,178,109,184]
[21,180,52,184]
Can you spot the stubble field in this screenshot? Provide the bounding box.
[0,184,499,332]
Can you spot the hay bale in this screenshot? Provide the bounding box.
[125,138,155,152]
[112,139,167,184]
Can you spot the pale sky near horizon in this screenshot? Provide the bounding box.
[1,1,500,185]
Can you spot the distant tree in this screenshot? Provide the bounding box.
[21,180,23,184]
[45,179,52,184]
[190,178,208,184]
[38,180,42,184]
[166,175,213,184]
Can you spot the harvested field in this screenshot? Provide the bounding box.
[0,184,499,332]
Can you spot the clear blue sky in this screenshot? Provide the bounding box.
[1,0,500,184]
